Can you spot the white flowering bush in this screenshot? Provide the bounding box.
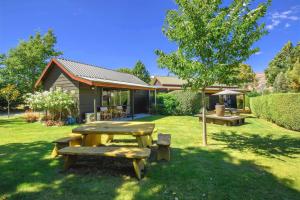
[25,89,76,121]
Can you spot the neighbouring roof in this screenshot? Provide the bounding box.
[35,58,153,90]
[151,76,241,89]
[151,76,187,86]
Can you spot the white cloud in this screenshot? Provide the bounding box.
[254,51,262,56]
[266,19,280,30]
[266,7,300,30]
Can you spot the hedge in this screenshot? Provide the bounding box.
[156,90,201,115]
[250,93,300,131]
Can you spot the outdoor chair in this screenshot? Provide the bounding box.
[116,106,127,118]
[100,107,112,120]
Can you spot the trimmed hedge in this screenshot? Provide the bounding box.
[250,93,300,131]
[156,90,201,115]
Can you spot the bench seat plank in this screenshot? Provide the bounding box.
[53,136,81,144]
[58,146,151,159]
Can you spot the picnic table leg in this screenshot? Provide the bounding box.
[84,134,102,146]
[133,158,145,180]
[136,136,149,147]
[63,155,77,170]
[106,135,114,143]
[51,144,59,158]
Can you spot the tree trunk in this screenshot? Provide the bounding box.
[7,101,10,118]
[201,89,207,146]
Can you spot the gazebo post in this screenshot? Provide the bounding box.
[130,90,135,120]
[99,87,103,106]
[93,86,97,121]
[154,89,157,107]
[243,93,246,110]
[148,90,151,113]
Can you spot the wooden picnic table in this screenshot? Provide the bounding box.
[72,121,155,148]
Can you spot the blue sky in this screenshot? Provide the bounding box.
[0,0,299,75]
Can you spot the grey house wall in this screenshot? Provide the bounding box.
[78,83,101,119]
[42,63,79,97]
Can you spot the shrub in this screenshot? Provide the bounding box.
[24,111,39,123]
[156,90,202,115]
[250,93,300,131]
[169,90,201,115]
[156,93,178,115]
[24,89,76,122]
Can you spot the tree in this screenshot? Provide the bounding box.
[236,63,256,87]
[0,84,20,117]
[132,60,151,83]
[117,67,133,74]
[265,41,294,85]
[287,59,300,92]
[117,60,151,83]
[155,0,270,146]
[0,30,62,95]
[273,72,289,93]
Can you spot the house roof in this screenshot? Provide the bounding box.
[151,76,246,93]
[35,58,153,90]
[151,76,187,86]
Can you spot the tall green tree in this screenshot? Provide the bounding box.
[117,60,151,83]
[132,60,151,83]
[156,0,270,146]
[287,59,300,92]
[0,30,62,94]
[265,41,294,85]
[273,72,289,93]
[236,63,256,87]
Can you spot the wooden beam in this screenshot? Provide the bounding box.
[130,90,135,120]
[94,87,97,121]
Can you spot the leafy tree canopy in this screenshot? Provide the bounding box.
[0,30,62,95]
[235,63,256,87]
[156,0,270,91]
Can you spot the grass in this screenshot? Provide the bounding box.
[0,115,299,200]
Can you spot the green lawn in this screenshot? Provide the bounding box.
[0,115,299,200]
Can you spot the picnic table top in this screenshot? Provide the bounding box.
[195,114,246,121]
[72,121,155,136]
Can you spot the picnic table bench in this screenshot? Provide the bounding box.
[58,146,151,179]
[51,135,82,158]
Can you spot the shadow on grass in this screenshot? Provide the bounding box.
[0,141,125,200]
[212,131,300,159]
[1,141,299,199]
[131,147,300,200]
[0,117,27,128]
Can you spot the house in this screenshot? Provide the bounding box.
[151,76,247,110]
[35,58,154,121]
